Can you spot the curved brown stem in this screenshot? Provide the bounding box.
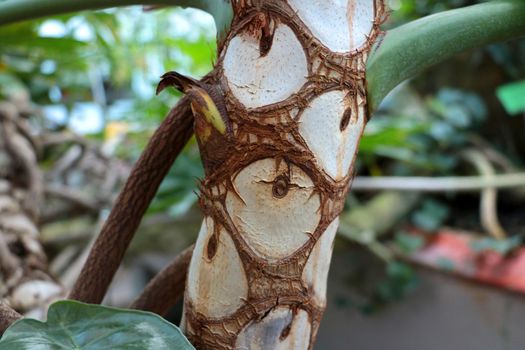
[69,96,194,304]
[130,244,194,315]
[0,302,21,335]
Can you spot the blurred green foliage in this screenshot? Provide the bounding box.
[1,1,524,313]
[1,1,522,220]
[470,235,522,254]
[0,7,215,217]
[346,0,525,311]
[388,0,472,22]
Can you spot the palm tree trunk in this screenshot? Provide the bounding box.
[181,1,386,348]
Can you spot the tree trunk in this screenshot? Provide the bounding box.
[181,1,386,348]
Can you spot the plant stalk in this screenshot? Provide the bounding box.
[69,97,194,304]
[367,0,525,112]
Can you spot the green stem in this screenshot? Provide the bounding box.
[366,0,525,112]
[0,0,232,35]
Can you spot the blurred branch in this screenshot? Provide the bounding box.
[352,173,525,192]
[0,302,21,335]
[0,234,19,281]
[69,96,194,304]
[0,101,65,318]
[467,134,518,173]
[367,0,525,112]
[130,244,194,316]
[39,132,90,148]
[0,0,233,37]
[0,102,43,220]
[44,184,101,213]
[462,150,507,239]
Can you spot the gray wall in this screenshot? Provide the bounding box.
[317,251,525,350]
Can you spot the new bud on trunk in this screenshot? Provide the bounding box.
[157,71,232,175]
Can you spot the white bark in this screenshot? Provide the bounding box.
[225,159,320,259]
[288,0,376,53]
[236,308,311,349]
[223,24,308,109]
[299,91,365,180]
[302,218,339,306]
[187,218,248,318]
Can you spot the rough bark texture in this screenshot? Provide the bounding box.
[176,1,387,349]
[0,302,21,335]
[0,100,63,325]
[69,97,194,304]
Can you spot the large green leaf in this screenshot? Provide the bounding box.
[367,0,525,112]
[496,79,525,115]
[0,301,194,350]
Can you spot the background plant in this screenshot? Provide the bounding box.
[0,0,524,348]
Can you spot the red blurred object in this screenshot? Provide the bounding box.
[406,228,525,293]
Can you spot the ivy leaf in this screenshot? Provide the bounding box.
[496,80,525,115]
[0,301,194,350]
[394,231,425,254]
[411,199,449,232]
